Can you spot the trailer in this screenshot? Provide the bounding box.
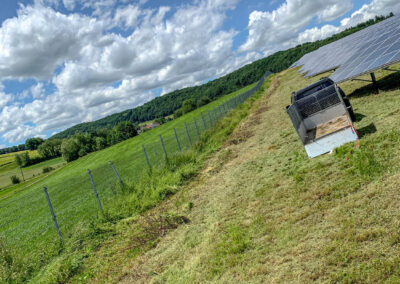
[286,78,358,158]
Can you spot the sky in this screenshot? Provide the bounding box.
[0,0,399,148]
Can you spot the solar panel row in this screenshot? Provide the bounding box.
[292,15,400,83]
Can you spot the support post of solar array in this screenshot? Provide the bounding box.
[43,187,62,240]
[370,72,377,84]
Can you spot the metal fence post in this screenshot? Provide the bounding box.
[87,170,104,215]
[201,113,207,129]
[160,135,167,159]
[212,109,217,121]
[218,105,223,117]
[185,122,192,146]
[193,118,200,139]
[174,128,182,151]
[142,145,151,169]
[208,111,213,126]
[43,187,62,240]
[109,161,123,185]
[223,102,229,113]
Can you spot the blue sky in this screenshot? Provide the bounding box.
[0,0,399,148]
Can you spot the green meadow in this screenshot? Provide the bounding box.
[0,82,258,276]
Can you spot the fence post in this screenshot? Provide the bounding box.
[208,111,213,126]
[218,105,223,117]
[43,187,62,240]
[174,128,182,151]
[87,170,104,215]
[193,118,200,139]
[160,135,167,159]
[212,109,218,121]
[109,161,123,185]
[201,113,207,129]
[142,145,151,169]
[223,102,229,113]
[185,122,193,146]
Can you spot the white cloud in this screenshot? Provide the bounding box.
[318,3,352,22]
[30,83,46,99]
[298,0,400,44]
[62,0,76,10]
[0,5,104,80]
[114,4,142,28]
[0,83,12,109]
[239,0,352,54]
[0,0,248,143]
[0,93,12,109]
[298,25,340,44]
[343,0,400,26]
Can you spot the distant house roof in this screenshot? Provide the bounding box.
[139,122,161,131]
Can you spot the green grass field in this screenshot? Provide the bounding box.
[0,82,260,282]
[0,150,65,190]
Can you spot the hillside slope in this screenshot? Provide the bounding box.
[72,65,400,283]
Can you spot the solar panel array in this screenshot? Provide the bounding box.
[291,15,400,83]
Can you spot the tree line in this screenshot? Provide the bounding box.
[13,121,139,168]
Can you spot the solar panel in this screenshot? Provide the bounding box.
[292,15,400,83]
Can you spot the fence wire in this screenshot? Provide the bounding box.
[0,71,272,254]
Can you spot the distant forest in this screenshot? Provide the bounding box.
[0,14,392,152]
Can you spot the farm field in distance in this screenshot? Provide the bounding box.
[0,151,65,191]
[0,82,258,273]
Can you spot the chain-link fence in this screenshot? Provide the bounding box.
[0,71,272,256]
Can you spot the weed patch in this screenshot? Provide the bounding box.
[207,224,251,278]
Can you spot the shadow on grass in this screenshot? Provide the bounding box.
[348,71,400,98]
[353,113,366,122]
[357,123,377,139]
